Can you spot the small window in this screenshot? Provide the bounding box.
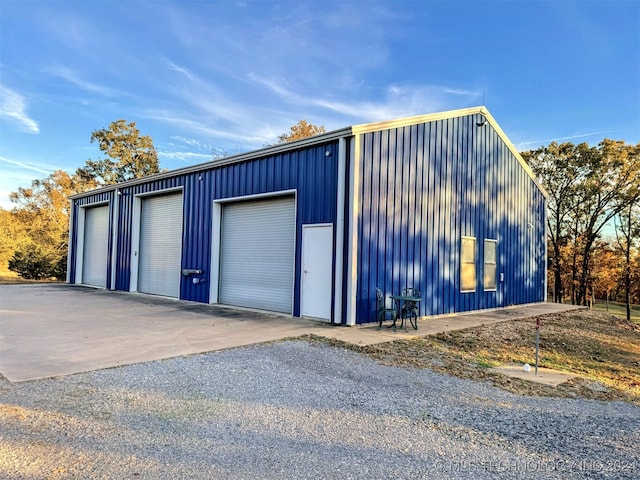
[461,237,476,292]
[484,239,497,290]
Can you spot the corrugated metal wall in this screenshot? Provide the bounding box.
[356,113,546,323]
[69,142,339,316]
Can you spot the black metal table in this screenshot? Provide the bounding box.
[389,294,421,331]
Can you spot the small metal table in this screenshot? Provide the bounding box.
[389,294,421,331]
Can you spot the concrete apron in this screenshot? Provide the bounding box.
[0,284,584,383]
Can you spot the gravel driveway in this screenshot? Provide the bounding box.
[1,341,638,479]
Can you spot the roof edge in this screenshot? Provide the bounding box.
[70,106,548,200]
[352,106,548,198]
[69,126,352,199]
[351,106,486,135]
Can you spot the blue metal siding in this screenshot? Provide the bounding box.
[72,142,339,316]
[356,113,546,324]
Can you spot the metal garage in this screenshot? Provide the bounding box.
[69,107,548,325]
[81,205,109,288]
[219,196,295,313]
[137,192,183,298]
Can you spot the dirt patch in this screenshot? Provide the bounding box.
[307,309,640,405]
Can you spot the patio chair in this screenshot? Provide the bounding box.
[400,287,420,330]
[376,288,397,330]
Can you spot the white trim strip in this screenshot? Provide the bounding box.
[66,200,74,283]
[333,137,347,324]
[345,135,360,326]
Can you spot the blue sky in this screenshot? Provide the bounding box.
[1,0,639,209]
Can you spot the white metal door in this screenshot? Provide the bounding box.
[301,224,333,320]
[138,192,183,297]
[82,205,109,287]
[219,197,295,313]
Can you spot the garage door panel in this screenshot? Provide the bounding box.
[220,197,295,313]
[82,205,109,288]
[138,193,183,298]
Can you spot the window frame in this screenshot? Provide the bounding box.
[484,239,498,291]
[460,236,477,293]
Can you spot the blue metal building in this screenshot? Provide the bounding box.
[67,107,547,325]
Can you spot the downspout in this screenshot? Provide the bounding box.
[333,137,347,324]
[345,134,360,326]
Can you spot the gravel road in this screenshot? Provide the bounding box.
[1,340,638,479]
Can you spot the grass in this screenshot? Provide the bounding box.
[0,274,62,285]
[591,300,640,325]
[308,309,640,404]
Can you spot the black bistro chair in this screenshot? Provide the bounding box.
[399,287,420,330]
[376,288,397,330]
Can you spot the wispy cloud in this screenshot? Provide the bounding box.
[146,109,268,144]
[0,85,39,134]
[249,75,481,123]
[158,151,213,162]
[0,156,53,175]
[516,130,613,148]
[47,66,122,97]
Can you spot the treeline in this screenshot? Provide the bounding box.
[0,120,159,279]
[523,140,640,318]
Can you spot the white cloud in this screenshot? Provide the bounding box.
[158,150,212,162]
[47,66,122,97]
[146,109,269,144]
[0,156,52,175]
[516,130,613,148]
[0,85,39,134]
[249,75,481,123]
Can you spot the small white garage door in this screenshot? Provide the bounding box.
[82,205,109,288]
[138,192,183,298]
[220,196,295,313]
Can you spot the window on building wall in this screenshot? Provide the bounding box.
[461,236,476,292]
[484,239,497,290]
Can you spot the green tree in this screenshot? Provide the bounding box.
[615,200,640,321]
[7,120,160,280]
[277,119,326,144]
[76,119,159,185]
[0,208,30,274]
[525,140,640,306]
[574,140,640,305]
[8,244,54,280]
[8,170,88,280]
[523,142,581,303]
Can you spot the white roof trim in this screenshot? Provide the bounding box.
[71,107,547,199]
[353,106,547,197]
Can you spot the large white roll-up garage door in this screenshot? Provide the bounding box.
[220,196,295,313]
[82,205,109,288]
[138,192,183,298]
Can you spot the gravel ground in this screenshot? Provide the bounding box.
[1,340,638,480]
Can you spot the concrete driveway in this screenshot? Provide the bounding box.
[0,285,330,382]
[0,284,582,382]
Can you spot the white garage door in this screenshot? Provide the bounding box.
[138,192,183,298]
[82,205,109,288]
[220,197,295,313]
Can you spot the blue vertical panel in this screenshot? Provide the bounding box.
[355,113,547,324]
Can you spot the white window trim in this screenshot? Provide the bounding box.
[461,236,477,293]
[484,238,498,292]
